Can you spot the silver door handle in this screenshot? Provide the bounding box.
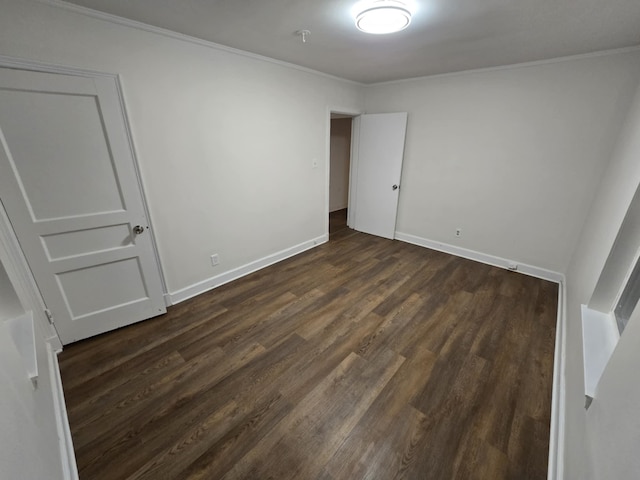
[133,225,145,235]
[392,184,399,191]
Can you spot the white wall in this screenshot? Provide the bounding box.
[4,2,640,478]
[0,217,66,480]
[364,51,640,273]
[0,261,23,321]
[0,318,64,480]
[329,118,351,212]
[0,0,362,296]
[588,186,640,313]
[564,81,640,479]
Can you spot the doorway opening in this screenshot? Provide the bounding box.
[329,113,354,240]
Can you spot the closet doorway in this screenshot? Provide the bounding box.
[328,113,353,239]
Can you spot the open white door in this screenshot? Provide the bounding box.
[0,67,166,344]
[350,112,407,239]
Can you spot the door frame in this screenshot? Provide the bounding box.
[0,54,169,319]
[0,198,61,350]
[325,106,362,236]
[348,112,408,240]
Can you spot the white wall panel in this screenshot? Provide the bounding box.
[364,51,640,273]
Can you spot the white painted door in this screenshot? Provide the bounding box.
[350,112,407,239]
[0,68,166,344]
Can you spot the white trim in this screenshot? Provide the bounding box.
[326,106,362,236]
[47,334,63,353]
[348,116,362,229]
[47,342,79,480]
[0,199,62,350]
[169,235,328,305]
[113,73,170,299]
[395,230,566,479]
[580,305,619,399]
[609,244,640,316]
[1,195,77,478]
[548,281,566,480]
[367,45,640,87]
[27,1,640,87]
[35,0,361,86]
[5,311,38,382]
[0,54,116,78]
[394,231,564,283]
[163,293,173,308]
[398,228,568,480]
[0,57,171,317]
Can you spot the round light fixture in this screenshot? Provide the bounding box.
[355,1,412,34]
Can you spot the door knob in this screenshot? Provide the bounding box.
[392,184,399,191]
[133,225,145,235]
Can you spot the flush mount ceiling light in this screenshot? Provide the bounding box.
[355,0,412,34]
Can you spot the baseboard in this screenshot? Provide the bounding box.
[163,293,173,308]
[169,235,328,305]
[394,232,564,283]
[548,281,567,480]
[47,342,78,480]
[46,333,63,354]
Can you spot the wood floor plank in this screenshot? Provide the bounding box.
[320,345,437,479]
[295,267,413,340]
[59,302,228,391]
[354,291,425,359]
[452,435,509,480]
[126,399,241,480]
[325,403,430,480]
[410,352,491,479]
[67,350,186,429]
[129,388,292,480]
[219,348,405,480]
[506,413,551,480]
[72,346,227,453]
[60,214,557,480]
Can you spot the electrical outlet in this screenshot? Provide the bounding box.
[210,254,220,267]
[455,228,462,238]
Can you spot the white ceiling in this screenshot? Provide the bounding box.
[58,0,640,84]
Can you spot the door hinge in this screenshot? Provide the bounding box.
[44,309,54,324]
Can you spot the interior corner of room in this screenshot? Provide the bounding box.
[1,0,640,478]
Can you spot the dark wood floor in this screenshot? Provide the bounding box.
[59,212,557,480]
[329,208,348,235]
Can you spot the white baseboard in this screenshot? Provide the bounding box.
[548,281,566,480]
[46,333,63,354]
[329,204,348,213]
[394,232,564,283]
[163,293,172,308]
[49,229,565,480]
[168,235,328,305]
[47,342,78,480]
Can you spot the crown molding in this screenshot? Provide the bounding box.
[31,1,640,89]
[33,0,363,86]
[367,44,640,87]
